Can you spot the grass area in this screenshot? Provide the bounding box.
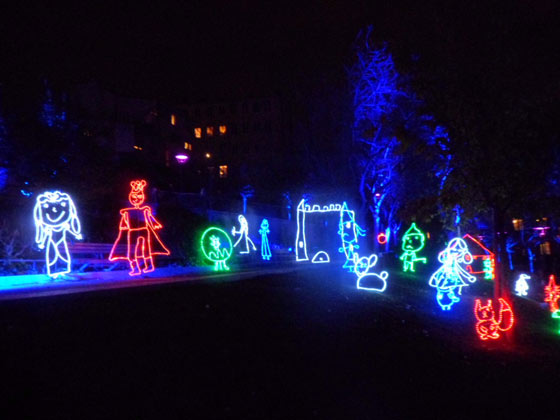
[0,265,558,418]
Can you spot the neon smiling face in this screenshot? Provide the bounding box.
[39,193,73,227]
[129,191,145,207]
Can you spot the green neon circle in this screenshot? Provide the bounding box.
[200,227,233,262]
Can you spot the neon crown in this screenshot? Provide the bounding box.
[130,179,146,193]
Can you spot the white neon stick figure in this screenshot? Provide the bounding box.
[515,274,530,297]
[232,214,256,254]
[33,191,82,278]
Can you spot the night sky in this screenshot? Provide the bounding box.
[0,0,557,101]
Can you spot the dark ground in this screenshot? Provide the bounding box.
[0,265,559,419]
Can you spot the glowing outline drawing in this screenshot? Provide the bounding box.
[544,274,560,313]
[514,274,530,297]
[258,219,272,261]
[338,202,366,271]
[231,214,256,254]
[399,223,427,272]
[463,234,495,280]
[296,199,364,266]
[353,253,389,292]
[474,298,515,341]
[428,238,476,310]
[34,190,82,278]
[200,227,233,271]
[109,180,170,276]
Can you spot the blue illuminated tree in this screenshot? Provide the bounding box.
[349,27,445,251]
[349,27,406,250]
[39,79,66,129]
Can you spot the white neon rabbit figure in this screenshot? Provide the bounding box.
[353,253,389,292]
[232,214,256,254]
[34,191,82,278]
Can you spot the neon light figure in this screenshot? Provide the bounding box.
[514,274,530,297]
[296,199,364,266]
[552,310,560,334]
[258,219,272,261]
[378,228,391,247]
[109,180,170,276]
[200,227,233,271]
[296,199,342,263]
[544,275,560,313]
[474,298,515,341]
[353,253,389,292]
[34,191,82,278]
[399,223,427,272]
[231,214,256,254]
[338,202,366,271]
[463,234,495,280]
[429,238,476,310]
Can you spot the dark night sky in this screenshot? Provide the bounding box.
[0,0,557,101]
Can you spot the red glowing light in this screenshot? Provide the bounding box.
[474,298,515,341]
[463,234,495,280]
[544,275,560,313]
[377,232,387,245]
[109,180,170,276]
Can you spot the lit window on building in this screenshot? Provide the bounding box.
[219,165,228,178]
[207,126,214,136]
[219,125,227,135]
[512,219,523,231]
[540,242,551,255]
[184,142,192,150]
[171,114,176,125]
[194,127,202,138]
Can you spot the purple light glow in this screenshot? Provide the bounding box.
[175,154,189,164]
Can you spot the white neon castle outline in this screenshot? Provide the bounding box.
[296,199,341,262]
[296,199,363,265]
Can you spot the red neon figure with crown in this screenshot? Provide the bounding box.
[109,180,170,276]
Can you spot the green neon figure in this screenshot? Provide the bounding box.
[552,310,560,334]
[399,223,427,272]
[200,227,233,271]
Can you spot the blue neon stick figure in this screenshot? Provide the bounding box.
[259,219,272,261]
